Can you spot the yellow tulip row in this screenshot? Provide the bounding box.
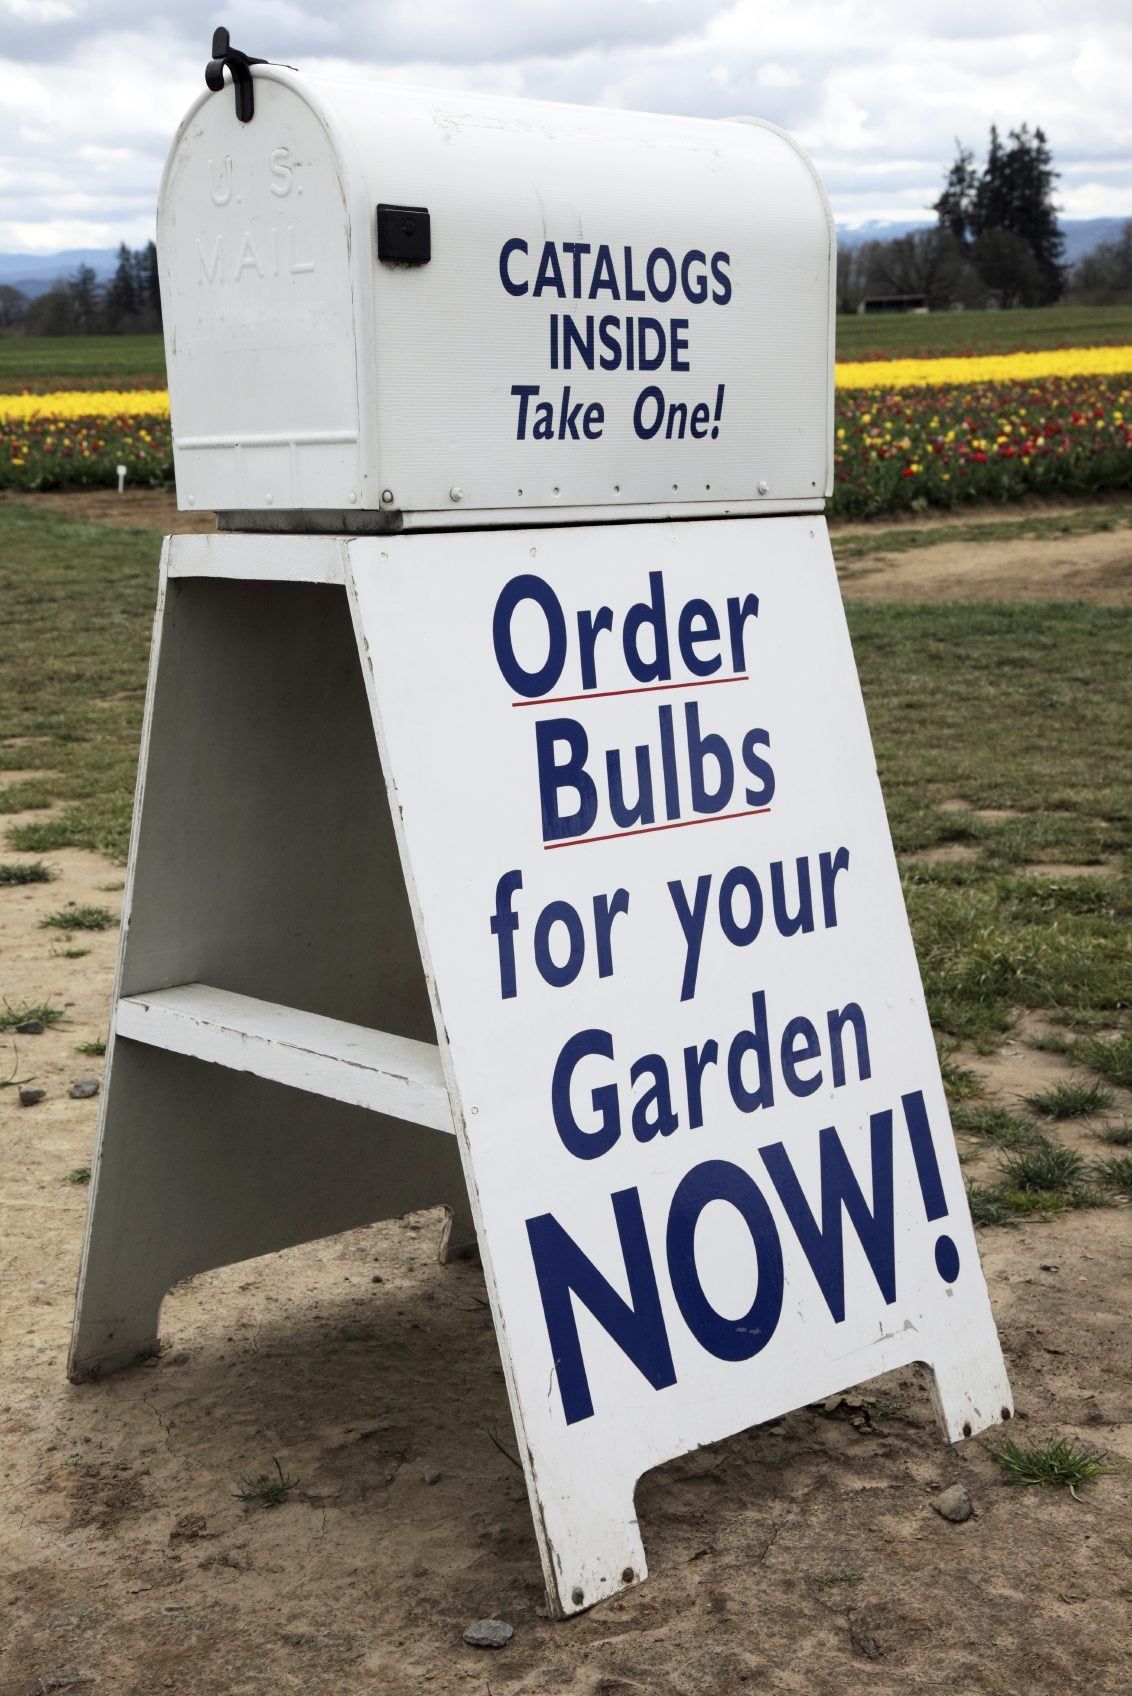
[0,389,170,422]
[3,344,1132,418]
[836,345,1132,391]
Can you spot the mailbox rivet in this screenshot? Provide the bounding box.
[613,484,620,494]
[381,489,394,504]
[187,495,196,507]
[265,493,273,505]
[552,487,560,497]
[758,479,770,495]
[348,491,357,504]
[571,1588,585,1606]
[450,486,464,503]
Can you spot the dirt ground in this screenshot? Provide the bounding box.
[2,502,1131,1695]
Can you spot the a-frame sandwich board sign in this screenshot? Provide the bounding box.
[71,518,1012,1618]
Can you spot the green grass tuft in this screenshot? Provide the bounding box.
[1061,1033,1132,1092]
[1094,1155,1132,1194]
[997,1141,1087,1193]
[1025,1078,1115,1120]
[74,1037,107,1057]
[0,999,65,1032]
[40,903,116,933]
[7,818,82,853]
[234,1457,299,1508]
[64,1167,91,1186]
[0,859,56,885]
[951,1103,1040,1147]
[989,1432,1118,1495]
[1095,1123,1132,1148]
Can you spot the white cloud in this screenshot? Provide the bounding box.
[0,0,1128,252]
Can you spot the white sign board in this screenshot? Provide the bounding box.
[348,515,1011,1616]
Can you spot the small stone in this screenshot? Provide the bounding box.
[932,1484,973,1523]
[19,1086,46,1107]
[422,1464,442,1485]
[14,1019,45,1035]
[1039,1263,1059,1272]
[462,1618,513,1649]
[69,1078,100,1100]
[170,1512,207,1541]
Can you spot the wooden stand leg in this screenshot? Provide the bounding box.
[69,1039,469,1381]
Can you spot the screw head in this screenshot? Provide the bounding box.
[621,1566,635,1583]
[381,489,394,504]
[757,479,770,495]
[571,1587,584,1607]
[347,491,357,504]
[449,486,464,503]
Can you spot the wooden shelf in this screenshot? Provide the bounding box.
[115,983,454,1133]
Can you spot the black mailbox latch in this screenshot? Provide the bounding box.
[377,205,432,266]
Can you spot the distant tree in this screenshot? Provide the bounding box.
[22,283,78,336]
[970,229,1046,308]
[933,144,979,247]
[1070,221,1132,302]
[836,243,871,313]
[104,242,139,328]
[0,284,27,330]
[68,264,104,333]
[934,125,1064,305]
[864,229,969,311]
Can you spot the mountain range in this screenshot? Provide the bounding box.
[0,220,1127,298]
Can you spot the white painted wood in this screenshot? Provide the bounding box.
[166,531,346,582]
[69,554,476,1385]
[116,984,454,1132]
[158,70,834,525]
[349,516,1013,1619]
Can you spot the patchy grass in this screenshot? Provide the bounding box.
[0,505,158,860]
[74,1037,107,1057]
[8,817,91,853]
[853,601,1132,1049]
[40,903,115,933]
[988,1432,1119,1496]
[64,1167,91,1186]
[938,1047,983,1105]
[0,999,65,1032]
[234,1458,299,1509]
[0,859,55,885]
[1025,1078,1115,1120]
[968,1137,1105,1224]
[832,502,1132,564]
[1094,1155,1132,1194]
[951,1103,1040,1148]
[1095,1123,1132,1148]
[1060,1033,1132,1092]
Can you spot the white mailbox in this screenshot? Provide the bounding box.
[158,69,834,526]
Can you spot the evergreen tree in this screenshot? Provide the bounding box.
[68,264,103,333]
[104,242,139,328]
[934,125,1064,305]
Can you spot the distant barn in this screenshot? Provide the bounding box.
[859,294,928,315]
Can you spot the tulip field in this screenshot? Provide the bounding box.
[2,315,1132,517]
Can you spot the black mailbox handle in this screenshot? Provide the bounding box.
[205,27,269,124]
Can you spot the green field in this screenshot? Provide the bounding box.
[0,333,166,392]
[836,302,1132,362]
[0,304,1130,394]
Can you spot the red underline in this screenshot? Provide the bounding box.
[513,674,748,708]
[545,807,772,850]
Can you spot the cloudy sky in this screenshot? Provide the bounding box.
[1,0,1129,253]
